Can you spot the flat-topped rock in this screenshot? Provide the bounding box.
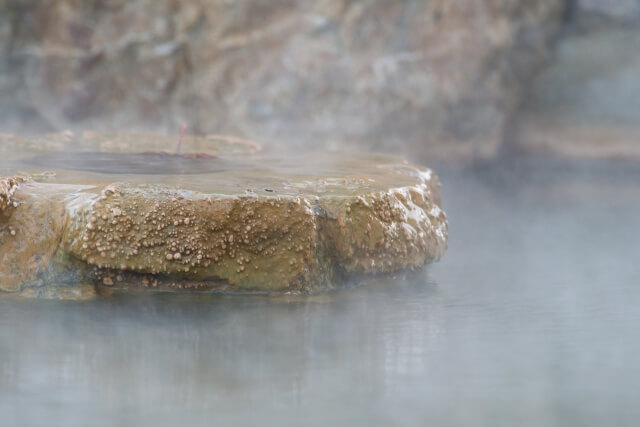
[0,132,447,298]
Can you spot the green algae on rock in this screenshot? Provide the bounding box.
[0,132,448,298]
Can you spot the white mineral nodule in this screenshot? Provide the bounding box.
[0,132,448,298]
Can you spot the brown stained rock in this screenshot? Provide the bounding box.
[0,135,448,296]
[61,169,447,293]
[62,186,328,292]
[0,182,70,292]
[321,181,447,276]
[0,0,564,163]
[18,282,97,300]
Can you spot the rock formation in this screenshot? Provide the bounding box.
[512,0,640,161]
[0,0,565,163]
[0,132,447,298]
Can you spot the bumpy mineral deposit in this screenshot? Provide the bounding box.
[0,132,447,299]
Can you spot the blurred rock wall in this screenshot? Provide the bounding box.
[511,0,640,161]
[570,0,640,27]
[0,0,565,163]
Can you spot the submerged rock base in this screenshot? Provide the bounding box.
[0,133,447,299]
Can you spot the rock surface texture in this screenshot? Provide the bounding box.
[0,176,19,212]
[0,132,447,298]
[0,0,564,163]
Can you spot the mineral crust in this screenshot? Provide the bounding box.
[0,132,448,297]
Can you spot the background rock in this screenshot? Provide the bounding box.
[568,0,640,28]
[512,1,640,161]
[0,0,565,163]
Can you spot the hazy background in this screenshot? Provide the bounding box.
[2,0,638,164]
[2,1,640,426]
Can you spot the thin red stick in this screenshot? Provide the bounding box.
[176,123,187,154]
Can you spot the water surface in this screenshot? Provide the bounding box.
[1,160,638,426]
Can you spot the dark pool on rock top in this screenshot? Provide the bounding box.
[22,152,230,175]
[1,159,639,426]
